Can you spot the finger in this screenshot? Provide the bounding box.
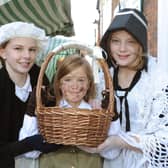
[78,146,98,153]
[97,139,111,151]
[97,142,106,151]
[77,146,85,150]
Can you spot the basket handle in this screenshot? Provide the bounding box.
[36,42,114,117]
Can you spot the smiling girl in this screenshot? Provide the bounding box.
[95,8,168,168]
[19,54,103,168]
[0,22,52,168]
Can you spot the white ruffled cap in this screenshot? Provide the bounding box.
[0,21,48,49]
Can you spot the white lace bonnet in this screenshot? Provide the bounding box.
[0,21,48,49]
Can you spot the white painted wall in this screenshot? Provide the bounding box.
[71,0,98,45]
[102,0,112,34]
[157,0,168,72]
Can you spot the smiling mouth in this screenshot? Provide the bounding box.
[71,92,81,95]
[20,61,32,67]
[118,54,129,59]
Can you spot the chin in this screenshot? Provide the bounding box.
[118,64,129,68]
[18,68,30,75]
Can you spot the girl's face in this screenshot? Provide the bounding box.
[60,67,89,108]
[110,30,142,68]
[0,37,38,76]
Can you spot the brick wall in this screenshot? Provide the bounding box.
[144,0,157,57]
[112,0,119,14]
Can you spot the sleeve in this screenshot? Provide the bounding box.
[19,85,56,159]
[0,135,42,158]
[139,80,168,168]
[100,119,121,159]
[118,78,168,168]
[0,69,39,158]
[99,67,121,159]
[19,114,41,158]
[100,148,121,160]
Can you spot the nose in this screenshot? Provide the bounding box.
[71,80,78,89]
[22,50,31,59]
[119,41,127,51]
[70,80,82,92]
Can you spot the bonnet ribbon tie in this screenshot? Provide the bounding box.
[113,68,141,131]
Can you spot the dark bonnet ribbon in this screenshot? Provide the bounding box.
[113,68,141,131]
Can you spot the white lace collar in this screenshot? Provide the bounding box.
[59,99,92,109]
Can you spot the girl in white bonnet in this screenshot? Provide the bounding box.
[0,22,60,168]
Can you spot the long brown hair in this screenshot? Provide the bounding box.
[53,54,96,105]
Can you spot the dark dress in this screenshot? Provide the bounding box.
[0,64,47,168]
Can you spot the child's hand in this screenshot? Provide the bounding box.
[97,135,120,152]
[77,146,98,154]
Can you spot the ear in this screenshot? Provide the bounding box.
[0,48,6,59]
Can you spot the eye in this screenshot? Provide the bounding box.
[78,78,85,82]
[127,40,136,44]
[78,77,88,83]
[14,47,22,50]
[64,78,71,82]
[62,77,71,82]
[29,48,38,52]
[111,38,120,44]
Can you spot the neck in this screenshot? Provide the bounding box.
[6,64,27,87]
[118,67,137,89]
[69,101,81,108]
[62,98,82,108]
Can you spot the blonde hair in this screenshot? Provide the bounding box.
[127,47,147,71]
[53,54,96,105]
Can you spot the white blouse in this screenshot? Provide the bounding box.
[99,56,168,168]
[15,74,32,102]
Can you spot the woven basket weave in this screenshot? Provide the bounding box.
[36,42,115,147]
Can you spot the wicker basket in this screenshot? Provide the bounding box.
[36,42,115,147]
